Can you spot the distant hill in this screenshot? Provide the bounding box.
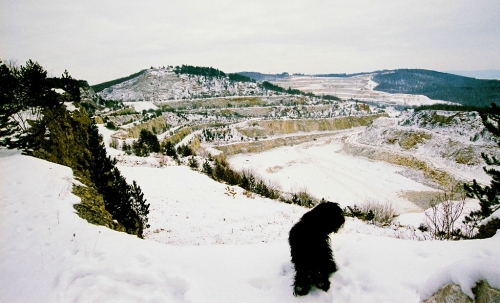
[96,67,265,102]
[93,66,341,102]
[372,69,500,107]
[447,70,500,80]
[235,72,290,82]
[313,72,373,78]
[93,66,500,107]
[92,70,148,92]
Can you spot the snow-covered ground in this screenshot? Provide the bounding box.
[271,75,450,106]
[228,135,431,213]
[124,101,159,112]
[1,149,500,303]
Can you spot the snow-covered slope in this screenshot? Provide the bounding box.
[2,149,500,303]
[228,133,432,213]
[98,67,266,102]
[271,75,450,106]
[353,110,499,184]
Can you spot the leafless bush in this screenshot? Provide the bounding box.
[424,186,467,240]
[109,137,119,149]
[359,199,398,225]
[284,186,318,208]
[158,154,168,167]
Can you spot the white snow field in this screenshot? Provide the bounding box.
[228,136,432,214]
[1,149,500,303]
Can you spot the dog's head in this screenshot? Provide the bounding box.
[305,201,345,234]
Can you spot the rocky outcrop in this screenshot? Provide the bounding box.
[422,281,500,303]
[422,283,473,303]
[473,280,500,303]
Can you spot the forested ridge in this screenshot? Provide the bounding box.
[373,69,500,107]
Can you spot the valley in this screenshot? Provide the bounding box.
[98,102,493,243]
[90,67,498,225]
[2,63,500,303]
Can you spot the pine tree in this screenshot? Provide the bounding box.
[164,141,177,158]
[129,180,150,230]
[60,69,81,103]
[0,61,19,141]
[87,121,150,237]
[0,60,60,151]
[464,103,500,218]
[202,159,212,175]
[139,129,160,153]
[188,156,199,169]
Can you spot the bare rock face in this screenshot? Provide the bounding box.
[422,281,500,303]
[422,283,473,303]
[473,280,500,303]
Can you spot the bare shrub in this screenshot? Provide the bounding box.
[293,190,318,208]
[243,190,254,198]
[224,186,236,199]
[424,186,467,240]
[158,154,168,167]
[285,186,318,208]
[360,199,397,225]
[109,137,119,149]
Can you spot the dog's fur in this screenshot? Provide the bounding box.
[288,202,345,296]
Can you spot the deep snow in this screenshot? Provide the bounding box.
[228,135,432,213]
[1,149,500,303]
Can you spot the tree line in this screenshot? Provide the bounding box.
[373,69,500,107]
[174,65,226,78]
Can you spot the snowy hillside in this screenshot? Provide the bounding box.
[270,75,450,106]
[98,67,267,102]
[2,148,500,303]
[353,110,500,184]
[98,68,450,107]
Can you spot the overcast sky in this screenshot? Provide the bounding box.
[1,0,499,84]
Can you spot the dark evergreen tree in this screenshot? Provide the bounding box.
[1,60,59,152]
[87,122,149,237]
[61,69,81,102]
[164,141,177,158]
[188,156,199,169]
[0,61,19,140]
[122,141,132,155]
[174,65,226,78]
[17,60,59,109]
[177,144,193,157]
[140,129,160,153]
[202,159,212,175]
[132,139,148,157]
[46,69,82,102]
[129,181,150,231]
[105,121,117,130]
[228,73,255,83]
[464,104,500,219]
[132,129,160,156]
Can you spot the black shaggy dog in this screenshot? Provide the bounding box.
[288,201,345,296]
